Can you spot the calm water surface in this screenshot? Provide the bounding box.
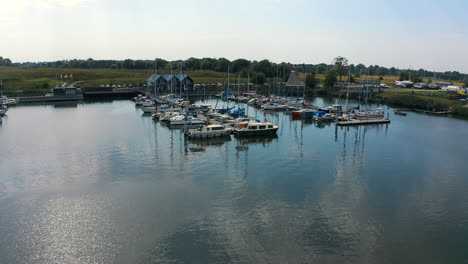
[0,99,467,264]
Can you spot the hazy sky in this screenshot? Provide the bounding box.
[1,0,468,72]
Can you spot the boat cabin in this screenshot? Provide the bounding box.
[53,87,78,96]
[201,125,225,131]
[244,123,275,130]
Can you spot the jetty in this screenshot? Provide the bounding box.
[337,119,390,126]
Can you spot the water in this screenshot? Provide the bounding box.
[0,99,467,264]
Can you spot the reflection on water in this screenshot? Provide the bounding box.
[0,99,467,264]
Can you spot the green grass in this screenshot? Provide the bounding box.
[0,66,464,94]
[0,67,251,93]
[380,92,463,112]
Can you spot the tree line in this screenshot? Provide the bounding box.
[1,55,466,84]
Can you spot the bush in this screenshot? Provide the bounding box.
[453,105,468,117]
[386,95,453,112]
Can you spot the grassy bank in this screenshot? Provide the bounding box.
[0,67,249,94]
[379,92,466,114]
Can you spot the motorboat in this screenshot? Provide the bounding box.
[159,111,181,122]
[233,121,279,136]
[353,109,385,119]
[169,115,206,126]
[301,109,316,118]
[0,106,7,116]
[2,96,17,106]
[313,111,334,121]
[394,110,407,116]
[319,104,342,113]
[185,124,232,139]
[142,106,157,113]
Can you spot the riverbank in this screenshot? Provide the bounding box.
[377,92,468,117]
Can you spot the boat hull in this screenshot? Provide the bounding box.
[187,130,231,139]
[234,128,278,136]
[142,107,157,113]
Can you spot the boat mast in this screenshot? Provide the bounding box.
[237,74,240,105]
[277,65,280,96]
[247,73,250,93]
[170,63,173,95]
[179,63,182,97]
[227,64,230,108]
[0,71,3,98]
[154,58,158,100]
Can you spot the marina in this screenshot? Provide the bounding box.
[3,0,468,262]
[0,98,467,264]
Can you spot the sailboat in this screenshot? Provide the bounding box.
[352,77,385,120]
[0,78,8,116]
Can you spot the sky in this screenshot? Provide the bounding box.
[1,0,468,73]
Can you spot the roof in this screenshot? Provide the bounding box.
[286,70,304,86]
[147,74,162,82]
[162,75,174,81]
[147,74,193,82]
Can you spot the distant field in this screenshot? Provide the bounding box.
[0,66,463,94]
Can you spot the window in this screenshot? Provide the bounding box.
[259,126,266,129]
[212,127,223,131]
[268,125,273,128]
[250,126,257,130]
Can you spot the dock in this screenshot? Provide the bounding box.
[337,119,390,126]
[17,94,84,103]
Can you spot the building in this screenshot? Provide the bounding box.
[146,74,195,94]
[283,70,305,96]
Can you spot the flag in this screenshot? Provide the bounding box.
[70,74,73,78]
[60,73,62,79]
[64,74,68,78]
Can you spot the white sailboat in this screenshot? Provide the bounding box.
[0,79,8,116]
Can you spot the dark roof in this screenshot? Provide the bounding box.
[147,74,193,82]
[286,71,303,86]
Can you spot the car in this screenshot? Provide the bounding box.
[380,83,389,88]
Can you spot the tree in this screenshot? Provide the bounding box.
[253,59,274,77]
[333,56,348,82]
[410,72,421,83]
[200,58,217,71]
[464,76,468,87]
[123,59,134,69]
[185,57,201,70]
[305,74,317,89]
[231,59,251,73]
[348,74,356,83]
[399,71,410,81]
[324,69,337,88]
[379,76,384,81]
[215,58,230,72]
[355,63,366,75]
[253,72,266,85]
[316,63,328,74]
